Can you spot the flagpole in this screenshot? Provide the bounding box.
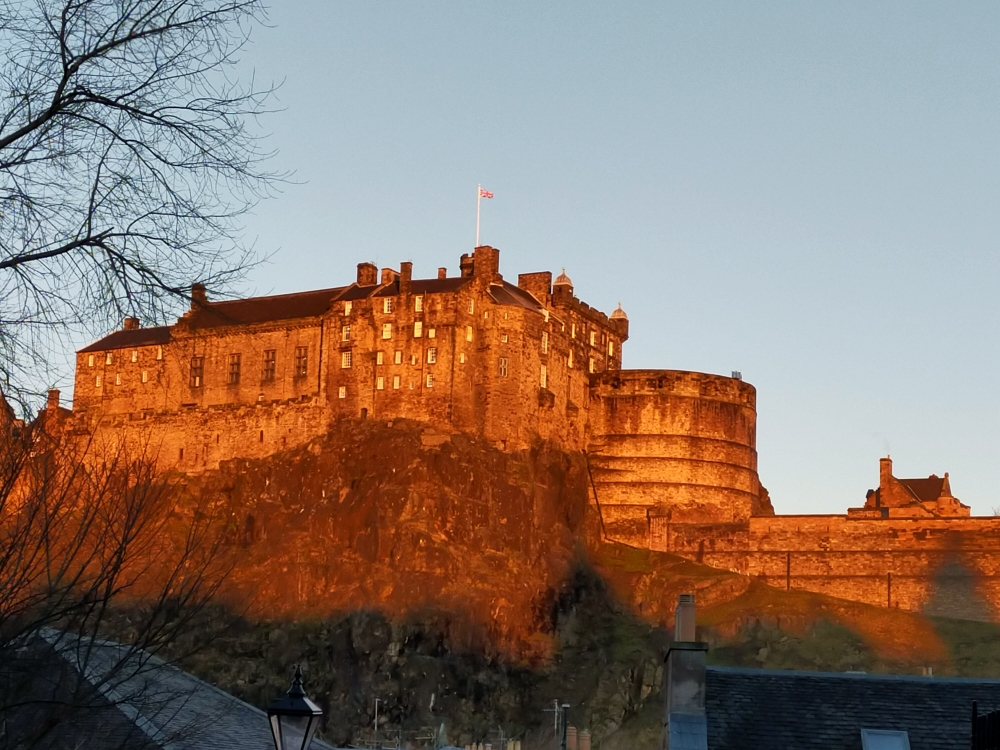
[476,184,481,247]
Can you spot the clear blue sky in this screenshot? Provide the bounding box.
[165,3,1000,514]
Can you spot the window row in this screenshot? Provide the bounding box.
[337,372,436,399]
[345,297,476,317]
[377,323,474,341]
[94,371,153,388]
[342,348,440,369]
[87,347,163,367]
[190,347,309,388]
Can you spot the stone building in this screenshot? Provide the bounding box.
[848,456,970,518]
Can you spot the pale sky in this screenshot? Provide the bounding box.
[86,2,1000,515]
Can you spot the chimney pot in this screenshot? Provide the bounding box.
[438,267,447,279]
[123,316,140,331]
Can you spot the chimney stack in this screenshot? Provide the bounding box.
[190,283,207,310]
[357,262,378,286]
[438,267,447,279]
[459,253,474,278]
[380,267,397,286]
[663,593,708,750]
[123,316,140,331]
[46,389,60,411]
[880,456,893,490]
[399,261,412,297]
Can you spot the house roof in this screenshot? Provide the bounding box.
[899,476,946,502]
[186,286,348,329]
[706,665,1000,749]
[489,281,544,311]
[79,326,172,353]
[370,277,471,297]
[40,629,341,750]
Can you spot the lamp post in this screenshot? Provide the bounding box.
[267,665,323,750]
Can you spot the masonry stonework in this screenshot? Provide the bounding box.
[48,243,1000,622]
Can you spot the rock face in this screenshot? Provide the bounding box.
[188,418,591,657]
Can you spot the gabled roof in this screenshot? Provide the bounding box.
[706,665,1000,749]
[79,326,172,353]
[186,286,347,329]
[489,281,544,311]
[899,476,946,502]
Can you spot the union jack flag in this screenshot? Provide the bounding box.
[479,188,493,199]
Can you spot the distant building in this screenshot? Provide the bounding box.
[848,456,970,518]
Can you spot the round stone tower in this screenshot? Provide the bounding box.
[587,370,764,546]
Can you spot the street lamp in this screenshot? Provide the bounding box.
[267,665,323,750]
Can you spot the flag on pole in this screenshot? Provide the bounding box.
[479,187,493,199]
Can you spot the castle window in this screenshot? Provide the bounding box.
[544,310,549,323]
[341,325,351,342]
[344,300,352,315]
[499,357,509,377]
[262,350,276,381]
[382,323,392,340]
[503,311,508,320]
[228,353,241,384]
[190,356,204,388]
[466,326,473,342]
[142,370,148,383]
[131,350,138,363]
[571,323,576,339]
[414,321,423,338]
[459,352,466,364]
[415,295,424,312]
[88,354,94,367]
[467,299,474,314]
[394,350,402,365]
[95,375,102,388]
[540,365,547,389]
[115,373,121,386]
[428,327,435,339]
[156,346,163,360]
[376,376,385,390]
[541,331,549,354]
[568,349,574,369]
[294,347,308,377]
[425,373,434,388]
[383,298,393,314]
[105,352,113,365]
[501,334,508,343]
[589,357,595,374]
[410,354,417,365]
[427,347,437,364]
[608,340,614,357]
[590,330,596,347]
[341,351,352,369]
[338,386,346,399]
[376,351,384,365]
[393,375,400,389]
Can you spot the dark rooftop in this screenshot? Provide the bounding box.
[706,665,999,749]
[899,476,946,502]
[79,326,172,353]
[186,286,348,329]
[489,281,544,310]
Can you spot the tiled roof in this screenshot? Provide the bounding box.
[186,286,347,329]
[79,326,172,353]
[335,283,380,302]
[371,277,471,297]
[43,629,341,750]
[489,281,544,310]
[899,476,945,502]
[706,665,1000,749]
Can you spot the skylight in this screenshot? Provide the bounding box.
[860,728,911,750]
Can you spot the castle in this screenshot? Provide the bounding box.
[42,245,1000,621]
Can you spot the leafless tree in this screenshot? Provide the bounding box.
[0,420,237,749]
[0,0,278,408]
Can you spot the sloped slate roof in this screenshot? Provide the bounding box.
[371,277,471,297]
[706,665,1000,750]
[489,281,543,310]
[186,286,348,329]
[899,476,945,502]
[44,630,340,750]
[79,326,172,353]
